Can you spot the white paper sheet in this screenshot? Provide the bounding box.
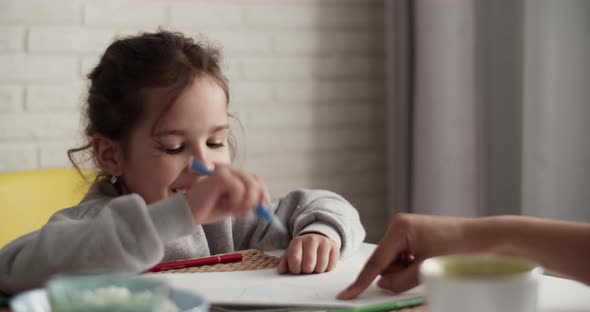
[154,243,423,308]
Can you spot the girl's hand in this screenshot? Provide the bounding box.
[278,233,340,274]
[184,163,270,224]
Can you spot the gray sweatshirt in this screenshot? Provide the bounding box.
[0,181,365,294]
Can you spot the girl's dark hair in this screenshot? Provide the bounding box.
[68,30,234,181]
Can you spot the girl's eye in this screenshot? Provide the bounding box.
[164,145,185,154]
[207,142,225,149]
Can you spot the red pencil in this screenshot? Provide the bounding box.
[147,252,243,272]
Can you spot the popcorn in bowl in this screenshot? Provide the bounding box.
[47,274,174,312]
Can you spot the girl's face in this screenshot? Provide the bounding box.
[121,75,231,204]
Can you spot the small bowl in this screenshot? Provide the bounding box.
[46,274,168,312]
[10,287,208,312]
[420,253,542,312]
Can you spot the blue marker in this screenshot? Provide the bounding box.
[188,156,288,234]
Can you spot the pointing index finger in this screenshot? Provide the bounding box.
[337,240,402,299]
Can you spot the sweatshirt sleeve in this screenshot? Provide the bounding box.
[232,189,365,258]
[0,193,194,295]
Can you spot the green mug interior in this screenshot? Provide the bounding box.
[422,254,539,278]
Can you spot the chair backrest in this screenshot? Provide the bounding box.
[0,168,92,248]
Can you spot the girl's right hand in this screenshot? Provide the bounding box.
[183,163,270,224]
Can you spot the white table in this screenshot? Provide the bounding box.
[159,243,590,311]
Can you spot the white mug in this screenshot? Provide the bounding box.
[420,254,543,312]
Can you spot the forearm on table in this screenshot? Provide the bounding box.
[462,215,590,284]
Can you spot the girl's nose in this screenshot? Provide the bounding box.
[192,148,214,173]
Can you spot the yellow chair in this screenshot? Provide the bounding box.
[0,168,93,248]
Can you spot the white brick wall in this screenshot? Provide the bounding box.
[0,0,387,241]
[26,81,86,112]
[84,2,167,27]
[244,5,383,29]
[0,0,81,24]
[273,31,383,55]
[0,85,22,112]
[0,55,78,81]
[0,26,24,51]
[170,4,243,27]
[0,142,37,171]
[28,27,117,54]
[239,56,384,79]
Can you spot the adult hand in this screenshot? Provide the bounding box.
[337,213,467,299]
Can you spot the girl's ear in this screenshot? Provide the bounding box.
[92,134,124,177]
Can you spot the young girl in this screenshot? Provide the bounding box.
[0,30,365,295]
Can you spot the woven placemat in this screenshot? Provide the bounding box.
[148,249,279,274]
